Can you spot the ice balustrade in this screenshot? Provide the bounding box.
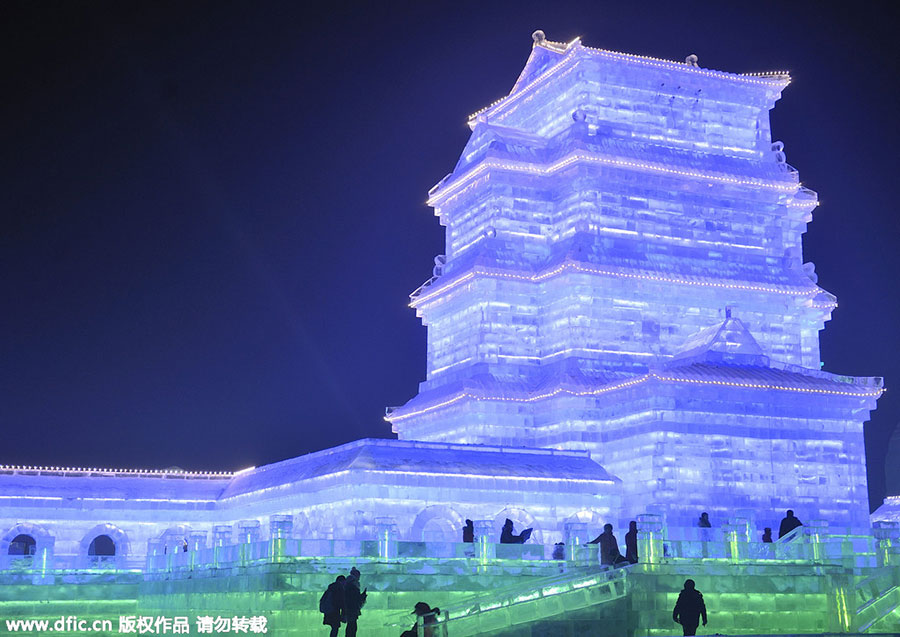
[141,526,875,577]
[0,556,144,587]
[382,561,630,636]
[4,517,894,584]
[852,522,900,631]
[639,516,880,568]
[143,538,559,577]
[0,550,144,574]
[853,564,900,632]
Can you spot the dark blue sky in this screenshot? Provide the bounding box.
[2,1,897,511]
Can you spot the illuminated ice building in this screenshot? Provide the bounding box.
[2,33,897,636]
[388,31,884,530]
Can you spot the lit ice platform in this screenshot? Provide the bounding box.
[3,536,898,636]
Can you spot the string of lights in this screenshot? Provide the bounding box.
[388,371,882,423]
[411,259,822,309]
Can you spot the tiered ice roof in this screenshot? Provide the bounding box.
[470,33,789,126]
[221,438,617,502]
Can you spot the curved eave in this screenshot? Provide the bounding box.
[467,39,790,127]
[386,368,883,424]
[409,260,823,311]
[872,496,900,523]
[427,150,799,207]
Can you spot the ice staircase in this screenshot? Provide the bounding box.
[383,563,631,636]
[853,565,900,633]
[376,559,900,636]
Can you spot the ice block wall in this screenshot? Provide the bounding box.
[389,36,882,529]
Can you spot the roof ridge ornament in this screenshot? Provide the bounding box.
[685,54,699,67]
[529,30,572,53]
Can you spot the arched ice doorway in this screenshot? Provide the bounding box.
[1,523,54,569]
[8,534,36,555]
[409,505,464,542]
[88,535,116,556]
[80,524,130,568]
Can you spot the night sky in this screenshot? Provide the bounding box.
[2,2,898,512]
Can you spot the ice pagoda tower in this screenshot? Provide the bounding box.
[387,33,883,529]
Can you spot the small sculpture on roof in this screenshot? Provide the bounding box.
[532,30,546,45]
[685,54,699,67]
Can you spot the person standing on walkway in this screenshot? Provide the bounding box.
[624,520,638,564]
[500,518,533,544]
[778,510,803,539]
[672,579,707,636]
[589,523,628,566]
[319,575,345,637]
[462,519,474,543]
[344,567,367,637]
[698,512,711,529]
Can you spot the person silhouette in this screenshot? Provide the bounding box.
[672,579,707,636]
[319,575,345,637]
[697,512,712,555]
[624,520,638,564]
[762,527,773,543]
[401,602,441,637]
[462,519,474,543]
[588,523,628,566]
[778,510,803,539]
[499,519,533,544]
[344,568,367,637]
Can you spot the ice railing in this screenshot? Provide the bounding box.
[142,538,561,578]
[853,565,900,632]
[0,553,144,571]
[382,562,629,636]
[852,521,900,632]
[0,553,144,586]
[635,514,900,569]
[5,518,898,583]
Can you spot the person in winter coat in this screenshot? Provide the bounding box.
[778,510,803,539]
[624,520,639,564]
[672,579,708,636]
[462,519,474,543]
[588,523,628,566]
[499,518,532,544]
[319,575,345,637]
[343,568,367,637]
[400,602,441,637]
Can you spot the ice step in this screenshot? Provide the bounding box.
[413,564,631,636]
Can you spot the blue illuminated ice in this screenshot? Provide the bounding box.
[388,36,882,531]
[0,35,885,574]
